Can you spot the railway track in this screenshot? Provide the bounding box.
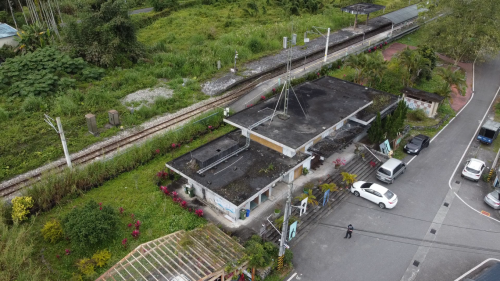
[0,17,410,198]
[0,74,270,198]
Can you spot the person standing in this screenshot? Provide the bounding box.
[344,224,353,239]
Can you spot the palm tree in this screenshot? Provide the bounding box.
[396,47,431,87]
[345,53,369,84]
[245,239,269,281]
[320,182,338,193]
[434,81,453,100]
[366,52,388,86]
[341,172,357,188]
[295,189,319,206]
[437,66,467,96]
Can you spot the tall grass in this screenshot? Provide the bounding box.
[19,109,225,213]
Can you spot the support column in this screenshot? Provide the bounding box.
[354,14,358,29]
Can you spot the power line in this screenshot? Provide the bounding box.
[344,200,500,234]
[318,222,500,257]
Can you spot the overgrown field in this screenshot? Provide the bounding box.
[1,122,234,280]
[0,0,405,182]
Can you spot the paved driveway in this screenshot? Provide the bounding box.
[290,57,500,281]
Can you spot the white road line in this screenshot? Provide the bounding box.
[447,85,500,223]
[287,272,297,281]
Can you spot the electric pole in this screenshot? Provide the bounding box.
[44,114,72,169]
[278,182,293,270]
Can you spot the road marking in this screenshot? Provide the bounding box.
[481,210,491,217]
[287,272,298,281]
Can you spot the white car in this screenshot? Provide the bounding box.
[461,158,486,182]
[351,181,398,209]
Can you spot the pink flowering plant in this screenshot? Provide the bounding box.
[333,158,346,168]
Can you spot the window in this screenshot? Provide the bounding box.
[373,191,382,197]
[394,164,403,173]
[378,168,391,176]
[384,190,395,199]
[365,189,374,194]
[360,182,373,189]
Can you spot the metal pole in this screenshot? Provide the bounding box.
[8,0,18,29]
[56,117,72,169]
[278,182,293,270]
[324,28,330,62]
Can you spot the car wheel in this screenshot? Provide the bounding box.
[461,174,464,178]
[379,203,386,209]
[402,168,405,174]
[354,191,360,197]
[390,179,394,184]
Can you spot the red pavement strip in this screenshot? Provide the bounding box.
[381,42,473,113]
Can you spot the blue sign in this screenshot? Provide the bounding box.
[289,221,298,241]
[323,190,330,206]
[379,139,392,155]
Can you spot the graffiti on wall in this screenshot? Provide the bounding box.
[404,97,431,116]
[214,197,236,214]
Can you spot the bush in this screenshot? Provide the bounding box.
[92,249,111,267]
[76,258,95,276]
[0,47,93,98]
[41,220,63,243]
[62,200,119,252]
[21,95,44,112]
[407,109,428,122]
[150,0,178,11]
[0,107,9,122]
[54,95,79,116]
[11,196,34,223]
[247,37,264,54]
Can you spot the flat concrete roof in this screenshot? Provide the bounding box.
[226,76,398,149]
[167,131,307,206]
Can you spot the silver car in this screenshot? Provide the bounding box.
[484,189,500,210]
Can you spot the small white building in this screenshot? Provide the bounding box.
[0,23,18,48]
[401,87,444,118]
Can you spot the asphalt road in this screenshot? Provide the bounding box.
[290,56,500,281]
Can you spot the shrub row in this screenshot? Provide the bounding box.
[12,109,225,215]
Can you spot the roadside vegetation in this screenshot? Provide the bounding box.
[0,0,409,182]
[1,112,232,279]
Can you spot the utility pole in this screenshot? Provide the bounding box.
[44,114,72,169]
[234,51,238,72]
[278,182,293,270]
[324,28,330,62]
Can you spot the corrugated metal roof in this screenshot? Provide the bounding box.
[0,23,17,39]
[382,4,418,24]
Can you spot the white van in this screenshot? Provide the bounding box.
[376,158,406,184]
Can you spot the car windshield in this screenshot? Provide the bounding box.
[384,190,395,199]
[410,138,423,145]
[361,183,373,189]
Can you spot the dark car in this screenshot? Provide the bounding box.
[403,134,430,155]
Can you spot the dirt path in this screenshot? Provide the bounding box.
[381,42,473,112]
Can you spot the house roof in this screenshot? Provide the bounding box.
[0,23,17,39]
[167,131,307,206]
[225,76,396,150]
[401,87,445,103]
[97,224,246,281]
[341,3,385,14]
[308,121,365,157]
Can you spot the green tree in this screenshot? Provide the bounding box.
[62,0,142,67]
[368,112,384,144]
[345,53,369,84]
[436,66,467,96]
[422,0,500,63]
[245,236,272,281]
[365,52,388,86]
[62,200,119,253]
[434,81,453,100]
[396,47,431,86]
[392,100,408,133]
[418,44,438,70]
[14,22,53,54]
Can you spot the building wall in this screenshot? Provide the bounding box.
[403,96,436,117]
[249,133,284,154]
[0,36,18,48]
